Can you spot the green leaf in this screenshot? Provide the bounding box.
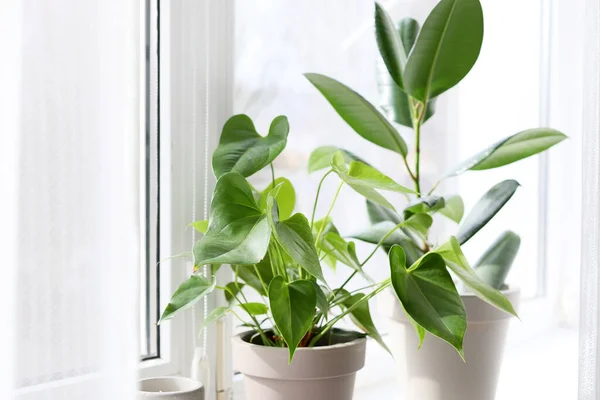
[446,129,567,177]
[212,114,289,178]
[190,220,209,234]
[342,292,390,353]
[456,179,520,245]
[224,282,244,305]
[404,213,433,238]
[366,199,402,224]
[374,2,407,88]
[268,277,317,362]
[267,197,324,281]
[474,231,521,289]
[312,282,330,318]
[321,232,370,280]
[389,246,466,356]
[159,275,216,323]
[194,173,271,265]
[308,146,368,173]
[259,177,295,220]
[305,73,408,157]
[332,152,414,210]
[239,302,269,316]
[438,195,464,223]
[351,221,424,266]
[232,261,273,297]
[404,0,484,101]
[202,306,230,330]
[434,237,518,317]
[403,196,445,220]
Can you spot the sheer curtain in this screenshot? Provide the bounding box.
[2,1,141,399]
[580,0,600,398]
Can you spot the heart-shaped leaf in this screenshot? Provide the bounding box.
[305,73,408,157]
[267,196,324,281]
[212,114,289,178]
[457,179,520,245]
[389,246,466,356]
[474,231,521,289]
[239,302,269,316]
[308,146,368,173]
[404,0,484,101]
[445,128,568,177]
[193,173,271,266]
[438,195,464,223]
[332,152,414,210]
[160,275,216,322]
[342,292,390,353]
[434,237,517,317]
[268,277,317,362]
[259,177,295,220]
[375,2,407,88]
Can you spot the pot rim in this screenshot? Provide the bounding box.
[232,330,367,352]
[138,376,203,395]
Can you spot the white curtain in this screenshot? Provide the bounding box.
[2,1,141,399]
[580,0,600,398]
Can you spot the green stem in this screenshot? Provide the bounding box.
[270,163,276,190]
[231,286,274,346]
[309,279,391,346]
[411,99,427,197]
[253,264,270,297]
[315,181,344,247]
[310,170,333,229]
[360,221,407,267]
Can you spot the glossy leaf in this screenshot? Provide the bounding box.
[190,220,209,234]
[375,2,406,88]
[308,146,367,173]
[446,129,568,177]
[212,114,289,178]
[232,261,273,297]
[332,152,414,210]
[305,73,408,157]
[160,275,216,322]
[343,292,390,353]
[456,180,520,245]
[193,173,271,266]
[352,221,424,266]
[404,213,433,238]
[259,177,295,220]
[404,0,484,101]
[474,231,521,289]
[438,195,464,223]
[434,237,517,317]
[389,246,466,356]
[239,302,269,316]
[267,197,324,281]
[403,196,445,220]
[268,277,317,362]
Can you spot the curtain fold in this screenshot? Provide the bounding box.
[580,0,600,398]
[3,1,141,399]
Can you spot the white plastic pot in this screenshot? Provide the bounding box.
[233,331,366,400]
[378,288,520,400]
[137,376,204,400]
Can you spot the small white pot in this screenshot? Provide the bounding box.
[137,376,204,400]
[233,331,366,400]
[378,288,520,400]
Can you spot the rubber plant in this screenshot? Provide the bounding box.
[158,114,424,362]
[304,0,567,357]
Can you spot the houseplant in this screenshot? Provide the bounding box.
[159,114,424,400]
[304,0,567,399]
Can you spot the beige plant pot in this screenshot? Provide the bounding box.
[378,288,520,400]
[233,331,367,400]
[137,376,204,400]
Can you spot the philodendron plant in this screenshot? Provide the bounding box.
[304,0,567,356]
[159,114,426,362]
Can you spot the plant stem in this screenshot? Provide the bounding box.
[314,181,344,247]
[231,287,274,346]
[253,264,270,296]
[270,163,276,189]
[360,221,407,266]
[410,98,427,197]
[310,170,333,229]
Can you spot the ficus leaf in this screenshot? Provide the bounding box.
[305,73,408,157]
[445,128,568,177]
[193,173,271,266]
[159,275,216,323]
[403,0,484,101]
[389,246,466,357]
[456,179,520,245]
[268,277,317,362]
[212,114,289,178]
[308,146,368,173]
[259,177,296,221]
[434,237,517,317]
[474,231,521,289]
